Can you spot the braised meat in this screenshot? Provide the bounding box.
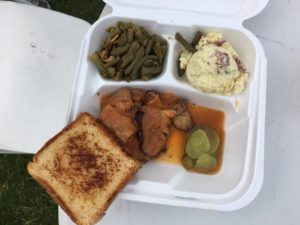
[125,135,149,161]
[130,89,145,105]
[99,88,194,160]
[105,88,134,112]
[159,92,179,109]
[143,91,163,109]
[141,106,175,157]
[172,111,193,131]
[172,102,193,131]
[172,100,193,131]
[172,101,186,114]
[100,104,137,143]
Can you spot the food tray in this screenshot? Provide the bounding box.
[67,0,268,211]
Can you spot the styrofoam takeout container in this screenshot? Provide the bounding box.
[68,0,268,211]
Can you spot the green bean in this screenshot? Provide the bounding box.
[127,28,134,43]
[145,37,154,55]
[120,42,139,68]
[154,41,165,64]
[124,59,136,75]
[103,56,121,68]
[141,73,153,81]
[125,75,132,82]
[134,26,146,43]
[153,41,160,56]
[125,47,144,75]
[114,69,123,80]
[154,34,167,45]
[175,32,196,53]
[144,59,159,67]
[146,55,159,60]
[129,55,150,79]
[121,54,134,68]
[108,26,121,41]
[138,45,145,56]
[141,65,162,75]
[141,27,149,38]
[106,26,114,33]
[117,33,127,47]
[89,53,109,76]
[161,45,167,58]
[160,45,167,64]
[128,22,134,28]
[106,66,116,77]
[142,38,149,47]
[111,45,130,56]
[143,55,159,66]
[117,21,128,30]
[191,31,203,47]
[127,41,140,55]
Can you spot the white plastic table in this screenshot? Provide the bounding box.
[60,0,300,224]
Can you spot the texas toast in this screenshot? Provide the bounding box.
[27,112,141,225]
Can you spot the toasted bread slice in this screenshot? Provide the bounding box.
[27,113,141,225]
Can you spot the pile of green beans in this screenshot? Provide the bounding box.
[89,21,168,81]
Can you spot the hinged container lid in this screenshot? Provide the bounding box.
[104,0,268,21]
[0,2,90,153]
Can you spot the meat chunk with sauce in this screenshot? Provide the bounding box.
[172,101,193,131]
[100,104,137,143]
[130,89,145,105]
[143,91,163,109]
[125,135,149,161]
[159,92,179,109]
[104,88,134,112]
[99,88,194,160]
[172,111,193,131]
[141,106,175,157]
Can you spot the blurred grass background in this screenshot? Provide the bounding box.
[0,1,105,224]
[49,0,105,24]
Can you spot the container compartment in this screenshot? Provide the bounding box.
[97,84,250,196]
[172,26,257,87]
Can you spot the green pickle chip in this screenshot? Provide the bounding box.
[198,125,220,154]
[182,156,194,169]
[195,153,217,170]
[185,129,210,159]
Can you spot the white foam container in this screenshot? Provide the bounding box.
[68,0,268,211]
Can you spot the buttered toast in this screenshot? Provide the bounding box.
[27,113,141,225]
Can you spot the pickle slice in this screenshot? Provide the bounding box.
[185,129,210,159]
[195,153,217,170]
[182,155,194,169]
[198,125,220,154]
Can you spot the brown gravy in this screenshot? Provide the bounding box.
[100,92,225,174]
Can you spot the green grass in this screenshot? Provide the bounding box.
[49,0,105,24]
[0,1,104,224]
[0,155,57,225]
